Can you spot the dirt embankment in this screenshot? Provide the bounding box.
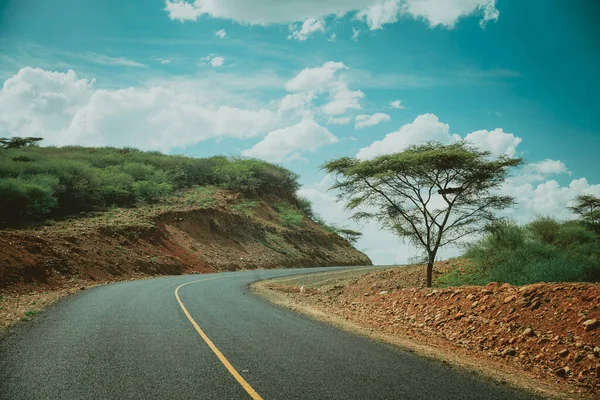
[255,262,600,399]
[0,190,370,328]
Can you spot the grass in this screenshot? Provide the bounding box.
[274,201,304,228]
[20,310,39,322]
[231,199,259,216]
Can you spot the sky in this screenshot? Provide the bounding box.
[1,0,599,264]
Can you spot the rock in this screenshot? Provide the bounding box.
[594,346,600,357]
[555,366,570,377]
[379,290,388,295]
[499,283,511,289]
[454,312,466,320]
[363,293,370,297]
[502,348,516,357]
[80,287,86,291]
[558,349,569,358]
[523,328,534,337]
[595,364,600,378]
[471,301,479,308]
[575,352,585,362]
[485,282,498,289]
[519,283,544,297]
[503,295,516,304]
[583,319,598,331]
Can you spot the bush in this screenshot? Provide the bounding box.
[0,145,303,225]
[133,181,173,203]
[438,217,600,286]
[0,176,58,222]
[275,202,304,227]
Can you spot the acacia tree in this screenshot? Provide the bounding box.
[322,141,523,287]
[569,194,600,232]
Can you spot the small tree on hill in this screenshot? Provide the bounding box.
[0,137,43,149]
[337,228,362,244]
[322,141,523,287]
[569,194,600,233]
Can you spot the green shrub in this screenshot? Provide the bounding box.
[439,217,600,286]
[133,181,173,203]
[0,175,58,222]
[0,145,303,225]
[231,199,259,216]
[275,202,304,227]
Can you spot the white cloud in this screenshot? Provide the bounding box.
[401,0,499,28]
[357,113,522,159]
[210,56,225,67]
[164,0,499,30]
[463,128,521,157]
[241,119,338,162]
[357,113,456,159]
[288,18,326,41]
[156,58,172,64]
[322,81,364,115]
[215,29,227,38]
[283,61,365,116]
[285,61,346,92]
[352,27,361,41]
[390,99,405,109]
[0,67,281,152]
[278,92,315,117]
[328,33,337,42]
[354,112,391,129]
[81,53,146,68]
[328,116,351,125]
[355,0,402,30]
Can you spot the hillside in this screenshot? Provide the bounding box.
[0,144,371,293]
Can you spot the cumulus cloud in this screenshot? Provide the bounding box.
[357,113,456,159]
[215,29,227,38]
[352,27,361,41]
[288,18,326,41]
[354,113,391,129]
[356,113,521,159]
[283,61,365,117]
[241,119,338,162]
[0,67,281,152]
[164,0,499,31]
[156,58,172,64]
[463,128,521,157]
[322,82,364,115]
[210,56,225,67]
[390,99,404,109]
[285,61,346,93]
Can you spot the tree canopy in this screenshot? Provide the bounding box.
[322,141,523,287]
[569,193,600,232]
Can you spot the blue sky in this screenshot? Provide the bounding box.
[1,0,599,263]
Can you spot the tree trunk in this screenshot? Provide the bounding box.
[426,261,433,288]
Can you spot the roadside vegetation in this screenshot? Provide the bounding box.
[0,138,303,227]
[437,195,600,286]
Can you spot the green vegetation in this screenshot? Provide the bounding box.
[323,141,522,287]
[231,199,259,216]
[437,216,600,286]
[274,201,304,227]
[0,143,300,226]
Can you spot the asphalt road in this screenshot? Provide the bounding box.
[0,267,537,400]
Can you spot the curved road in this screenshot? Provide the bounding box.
[1,268,535,399]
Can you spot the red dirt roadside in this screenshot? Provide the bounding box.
[255,262,600,399]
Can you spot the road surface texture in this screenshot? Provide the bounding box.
[1,267,537,400]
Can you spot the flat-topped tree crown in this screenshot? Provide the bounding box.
[322,141,523,287]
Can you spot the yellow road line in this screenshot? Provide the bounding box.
[175,275,264,400]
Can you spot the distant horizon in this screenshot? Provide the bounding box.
[1,0,599,264]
